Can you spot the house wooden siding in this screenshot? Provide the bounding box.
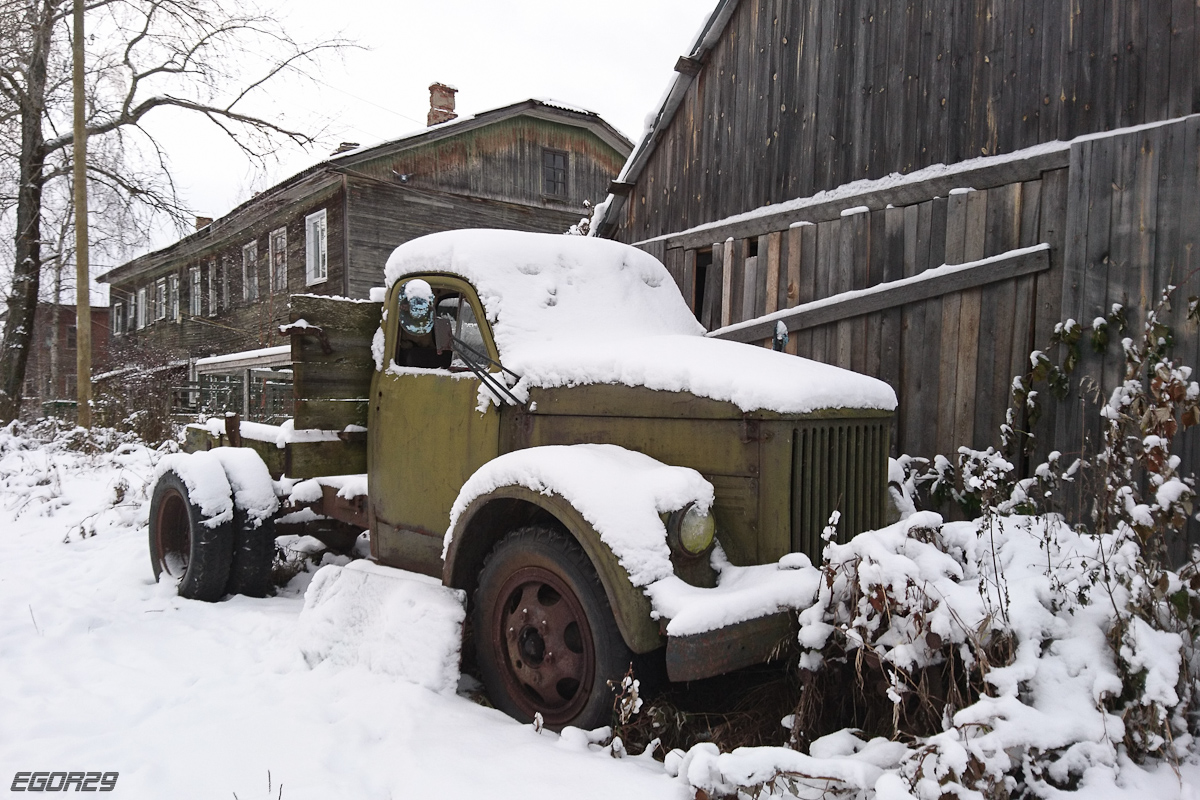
[344,180,580,300]
[608,0,1200,244]
[106,182,345,359]
[100,101,631,366]
[345,116,628,211]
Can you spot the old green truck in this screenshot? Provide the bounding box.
[150,229,896,729]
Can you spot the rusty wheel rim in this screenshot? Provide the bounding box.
[490,565,595,726]
[155,490,191,578]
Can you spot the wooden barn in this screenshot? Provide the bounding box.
[597,0,1200,487]
[99,88,631,367]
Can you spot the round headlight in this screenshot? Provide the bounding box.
[670,502,715,556]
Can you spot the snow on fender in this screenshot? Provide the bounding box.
[155,451,234,527]
[444,443,715,588]
[206,447,280,525]
[297,561,466,695]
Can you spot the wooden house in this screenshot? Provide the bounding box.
[99,90,631,367]
[597,0,1200,482]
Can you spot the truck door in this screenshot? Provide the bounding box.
[369,276,502,577]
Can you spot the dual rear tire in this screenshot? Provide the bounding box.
[148,471,274,601]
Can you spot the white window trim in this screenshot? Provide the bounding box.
[305,209,328,286]
[242,241,259,301]
[112,301,125,335]
[154,279,167,322]
[269,227,288,293]
[207,260,218,317]
[136,287,147,329]
[167,273,180,322]
[190,265,201,316]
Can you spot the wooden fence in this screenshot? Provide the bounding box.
[641,115,1200,486]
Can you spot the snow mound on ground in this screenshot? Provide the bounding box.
[297,561,466,694]
[155,450,233,528]
[446,444,713,587]
[384,229,896,414]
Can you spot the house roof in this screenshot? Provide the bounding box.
[99,98,634,286]
[594,0,740,236]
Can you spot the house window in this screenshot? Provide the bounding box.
[207,260,218,316]
[305,210,327,286]
[242,241,259,301]
[112,301,125,335]
[222,257,230,308]
[270,227,288,293]
[154,279,167,321]
[167,273,180,321]
[136,287,147,329]
[67,325,76,349]
[542,148,568,197]
[190,265,202,316]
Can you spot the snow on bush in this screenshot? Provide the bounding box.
[297,560,466,694]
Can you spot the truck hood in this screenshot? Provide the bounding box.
[508,334,896,415]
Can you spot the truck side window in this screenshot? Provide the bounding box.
[455,297,486,368]
[394,286,453,369]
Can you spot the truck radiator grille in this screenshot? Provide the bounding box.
[791,418,890,560]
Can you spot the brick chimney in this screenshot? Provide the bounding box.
[195,216,213,230]
[427,82,458,126]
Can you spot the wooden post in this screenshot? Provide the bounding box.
[72,0,92,428]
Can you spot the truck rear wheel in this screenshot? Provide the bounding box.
[148,471,233,602]
[226,513,275,598]
[474,526,631,730]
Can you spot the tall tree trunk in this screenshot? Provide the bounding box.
[0,1,54,423]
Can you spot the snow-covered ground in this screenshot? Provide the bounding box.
[2,424,1199,799]
[0,428,678,799]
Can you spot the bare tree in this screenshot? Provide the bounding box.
[0,0,350,422]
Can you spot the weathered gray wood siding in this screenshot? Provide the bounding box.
[349,117,625,213]
[344,179,580,300]
[614,0,1200,244]
[694,117,1200,496]
[107,183,345,360]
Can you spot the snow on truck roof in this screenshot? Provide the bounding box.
[383,230,896,415]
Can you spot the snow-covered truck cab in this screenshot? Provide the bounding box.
[160,229,897,731]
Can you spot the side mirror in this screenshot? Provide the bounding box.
[433,316,453,354]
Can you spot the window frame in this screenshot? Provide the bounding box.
[242,240,259,302]
[305,209,328,286]
[269,227,288,293]
[154,278,167,322]
[112,301,125,335]
[136,287,147,329]
[167,273,180,321]
[189,265,201,316]
[542,148,569,198]
[206,260,217,316]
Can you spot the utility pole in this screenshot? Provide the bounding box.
[72,0,92,428]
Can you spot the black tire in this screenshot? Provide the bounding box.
[226,512,275,598]
[474,526,632,730]
[148,471,233,602]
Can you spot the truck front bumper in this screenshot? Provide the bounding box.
[664,611,797,682]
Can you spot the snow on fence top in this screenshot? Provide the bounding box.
[385,230,896,414]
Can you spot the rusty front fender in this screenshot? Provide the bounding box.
[443,484,664,654]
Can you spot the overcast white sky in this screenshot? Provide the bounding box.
[134,0,714,254]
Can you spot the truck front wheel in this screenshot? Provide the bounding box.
[474,526,631,730]
[148,471,233,602]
